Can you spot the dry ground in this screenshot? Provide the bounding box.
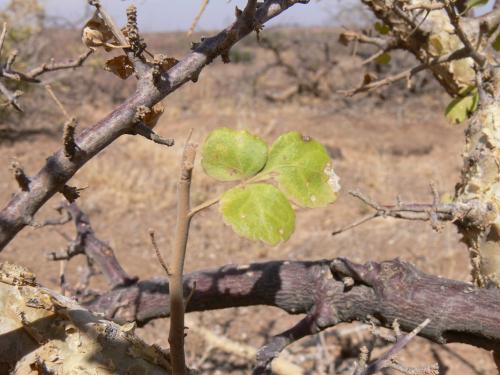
[0,27,496,374]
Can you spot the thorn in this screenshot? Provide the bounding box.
[10,161,30,191]
[60,185,85,203]
[221,50,230,63]
[63,118,78,160]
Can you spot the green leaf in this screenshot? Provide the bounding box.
[220,183,295,245]
[445,86,479,124]
[492,34,500,51]
[262,132,340,208]
[465,0,488,11]
[201,128,268,181]
[374,22,390,35]
[375,52,391,65]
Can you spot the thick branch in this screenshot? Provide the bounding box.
[85,258,500,353]
[0,0,310,250]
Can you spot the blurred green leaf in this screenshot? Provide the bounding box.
[201,128,268,181]
[374,22,390,35]
[492,34,500,51]
[445,86,479,124]
[220,183,295,245]
[375,52,391,65]
[465,0,488,11]
[262,132,339,208]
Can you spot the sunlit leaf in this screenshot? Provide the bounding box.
[445,86,479,124]
[262,132,340,208]
[220,183,295,245]
[201,128,268,181]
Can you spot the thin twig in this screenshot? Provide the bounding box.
[186,316,304,375]
[169,129,197,375]
[188,0,210,36]
[149,229,170,275]
[27,49,93,79]
[357,319,432,375]
[0,22,7,56]
[45,84,71,120]
[444,3,486,67]
[340,47,470,96]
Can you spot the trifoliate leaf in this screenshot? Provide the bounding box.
[445,86,479,124]
[374,22,390,35]
[104,55,134,79]
[201,128,268,181]
[220,183,295,245]
[262,132,340,208]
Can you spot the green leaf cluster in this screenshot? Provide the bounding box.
[201,128,340,245]
[445,86,479,124]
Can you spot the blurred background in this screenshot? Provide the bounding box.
[0,0,497,374]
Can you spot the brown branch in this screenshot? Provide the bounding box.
[48,202,137,289]
[186,315,304,375]
[48,206,498,366]
[332,189,495,236]
[169,132,196,375]
[341,47,471,96]
[356,319,432,375]
[0,0,310,250]
[130,122,175,146]
[0,80,22,111]
[444,3,487,67]
[26,49,93,79]
[85,257,500,353]
[0,22,7,56]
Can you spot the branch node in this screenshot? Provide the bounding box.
[10,161,30,191]
[60,185,85,203]
[63,118,78,160]
[126,5,146,56]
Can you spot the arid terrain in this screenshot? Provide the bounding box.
[0,26,496,374]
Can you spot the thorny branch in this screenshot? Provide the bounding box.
[332,188,494,235]
[0,0,311,250]
[0,21,93,111]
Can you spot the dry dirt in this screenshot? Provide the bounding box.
[0,27,497,374]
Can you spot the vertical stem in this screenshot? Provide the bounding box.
[169,133,196,375]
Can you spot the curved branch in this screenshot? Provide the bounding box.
[86,257,500,353]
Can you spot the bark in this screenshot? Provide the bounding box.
[85,258,500,352]
[0,263,171,374]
